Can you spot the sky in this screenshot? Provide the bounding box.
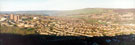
[0,0,135,11]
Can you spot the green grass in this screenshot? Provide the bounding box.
[0,26,37,35]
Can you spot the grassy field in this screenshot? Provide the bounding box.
[0,25,37,35]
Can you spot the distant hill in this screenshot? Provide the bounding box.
[54,8,112,16]
[46,8,135,16]
[0,10,61,16]
[0,8,135,16]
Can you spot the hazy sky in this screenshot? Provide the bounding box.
[0,0,135,11]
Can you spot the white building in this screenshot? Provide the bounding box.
[33,17,39,20]
[0,17,7,21]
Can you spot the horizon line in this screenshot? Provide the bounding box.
[0,7,135,12]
